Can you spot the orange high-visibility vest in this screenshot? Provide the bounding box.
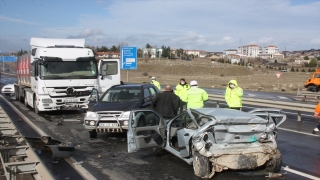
[314,103,320,118]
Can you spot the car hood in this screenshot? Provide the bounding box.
[90,102,141,112]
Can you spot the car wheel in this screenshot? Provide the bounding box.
[89,130,97,138]
[193,151,211,178]
[265,150,282,173]
[307,85,316,92]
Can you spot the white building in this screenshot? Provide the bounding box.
[224,49,237,55]
[263,45,280,54]
[237,44,262,58]
[184,50,207,57]
[143,48,163,58]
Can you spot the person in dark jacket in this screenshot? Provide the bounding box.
[152,85,180,119]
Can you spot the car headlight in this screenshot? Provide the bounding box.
[85,120,96,126]
[86,111,98,118]
[120,111,130,118]
[123,120,128,126]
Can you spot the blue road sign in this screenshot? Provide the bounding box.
[120,46,137,70]
[1,56,17,62]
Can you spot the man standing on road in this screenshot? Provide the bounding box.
[312,102,320,134]
[175,78,190,112]
[150,76,161,90]
[225,79,243,110]
[182,80,208,108]
[152,85,180,119]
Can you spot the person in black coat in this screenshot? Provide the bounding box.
[152,85,180,119]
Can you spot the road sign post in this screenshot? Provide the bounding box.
[120,46,137,82]
[276,72,282,91]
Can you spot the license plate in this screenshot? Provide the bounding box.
[99,123,119,127]
[65,98,77,103]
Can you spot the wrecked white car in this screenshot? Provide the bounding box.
[127,108,286,178]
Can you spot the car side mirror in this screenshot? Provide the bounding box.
[90,88,99,103]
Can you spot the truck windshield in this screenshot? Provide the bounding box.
[40,58,97,79]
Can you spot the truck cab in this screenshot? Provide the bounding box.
[15,38,120,113]
[305,69,320,92]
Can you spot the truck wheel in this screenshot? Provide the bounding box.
[33,97,40,114]
[193,151,211,178]
[89,130,97,138]
[307,85,316,92]
[265,150,282,173]
[24,93,28,107]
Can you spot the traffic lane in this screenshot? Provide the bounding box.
[0,97,85,180]
[0,75,17,84]
[277,130,320,178]
[1,94,314,180]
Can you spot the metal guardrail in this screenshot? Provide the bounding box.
[208,94,315,121]
[0,107,55,180]
[297,90,320,99]
[0,73,16,77]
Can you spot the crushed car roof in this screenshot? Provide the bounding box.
[191,108,268,124]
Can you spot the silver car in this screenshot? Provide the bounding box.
[128,108,286,178]
[1,84,15,95]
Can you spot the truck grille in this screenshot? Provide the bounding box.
[49,86,92,97]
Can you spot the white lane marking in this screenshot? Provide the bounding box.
[247,94,256,97]
[278,96,288,99]
[65,157,97,180]
[0,95,97,180]
[282,166,320,180]
[278,127,319,137]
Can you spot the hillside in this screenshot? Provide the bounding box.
[120,58,309,93]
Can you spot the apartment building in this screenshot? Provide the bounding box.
[237,44,262,58]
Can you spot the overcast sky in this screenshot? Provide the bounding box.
[0,0,319,53]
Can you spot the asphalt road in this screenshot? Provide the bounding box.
[0,75,319,180]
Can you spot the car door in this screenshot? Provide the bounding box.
[176,110,200,157]
[128,109,166,153]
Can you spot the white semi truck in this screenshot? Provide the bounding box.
[15,38,120,113]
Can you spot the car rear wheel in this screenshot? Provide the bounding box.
[89,130,97,138]
[193,151,211,178]
[265,150,282,172]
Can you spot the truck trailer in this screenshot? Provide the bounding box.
[15,38,120,113]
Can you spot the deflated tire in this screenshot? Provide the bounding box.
[193,151,211,178]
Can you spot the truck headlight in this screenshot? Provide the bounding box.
[86,111,98,118]
[42,99,53,103]
[120,111,130,118]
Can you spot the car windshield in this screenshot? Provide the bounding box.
[101,87,141,102]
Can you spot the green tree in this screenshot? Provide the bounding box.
[290,66,295,72]
[317,56,320,61]
[110,45,118,52]
[145,43,152,48]
[304,56,309,60]
[309,59,317,67]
